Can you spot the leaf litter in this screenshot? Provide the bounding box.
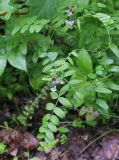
[1,128,119,159]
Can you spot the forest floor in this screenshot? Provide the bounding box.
[0,98,119,160]
[1,127,119,160]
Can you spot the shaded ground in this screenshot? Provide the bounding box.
[0,97,119,160]
[37,128,119,160]
[1,127,119,160]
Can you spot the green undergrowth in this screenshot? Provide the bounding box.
[0,0,119,153]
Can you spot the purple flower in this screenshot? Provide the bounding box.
[53,80,61,84]
[66,10,73,17]
[53,79,64,85]
[65,20,75,28]
[51,86,57,92]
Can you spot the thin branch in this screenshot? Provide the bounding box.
[79,129,119,155]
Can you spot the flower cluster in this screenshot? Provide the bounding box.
[50,77,64,92]
[65,7,75,29]
[65,20,75,28]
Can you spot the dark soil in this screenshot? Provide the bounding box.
[1,127,119,160]
[36,128,119,160]
[0,98,119,160]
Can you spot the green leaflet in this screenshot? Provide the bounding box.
[109,66,119,73]
[45,129,54,140]
[58,97,72,108]
[48,122,57,132]
[46,103,55,111]
[0,142,6,154]
[50,115,59,126]
[47,52,58,62]
[76,48,93,74]
[96,99,109,111]
[110,43,119,59]
[95,86,112,94]
[50,92,59,99]
[60,84,69,95]
[58,127,69,133]
[54,107,65,119]
[109,83,119,91]
[93,13,114,31]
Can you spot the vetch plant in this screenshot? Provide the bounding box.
[0,0,119,154]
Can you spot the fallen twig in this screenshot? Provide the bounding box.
[79,129,119,155]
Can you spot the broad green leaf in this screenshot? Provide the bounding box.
[50,92,59,99]
[95,86,112,94]
[58,97,72,108]
[46,103,55,111]
[96,99,109,110]
[48,122,57,132]
[0,54,7,76]
[54,107,65,119]
[50,115,59,126]
[76,48,93,73]
[110,43,119,59]
[8,50,27,71]
[109,83,119,91]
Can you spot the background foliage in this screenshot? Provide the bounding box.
[0,0,119,152]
